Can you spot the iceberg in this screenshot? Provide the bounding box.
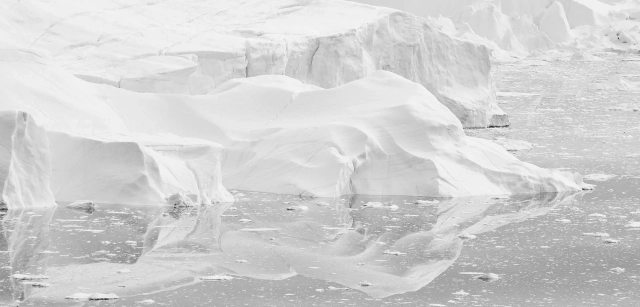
[0,111,56,209]
[1,0,505,128]
[0,49,583,200]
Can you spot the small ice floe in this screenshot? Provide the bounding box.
[453,290,469,296]
[603,238,620,244]
[362,202,398,210]
[136,299,155,305]
[125,241,137,245]
[228,207,238,211]
[66,293,119,301]
[610,267,625,274]
[555,218,571,223]
[21,282,50,287]
[117,269,131,274]
[38,250,59,254]
[415,199,439,205]
[383,250,407,256]
[286,205,309,211]
[316,202,331,207]
[235,259,248,263]
[493,138,533,151]
[582,232,610,237]
[89,293,119,301]
[359,281,373,287]
[458,233,477,240]
[624,221,640,228]
[165,193,196,207]
[315,289,325,292]
[11,274,48,280]
[328,286,350,291]
[583,174,616,182]
[238,219,253,223]
[66,200,96,213]
[239,228,279,232]
[588,213,607,219]
[200,275,233,281]
[475,273,501,282]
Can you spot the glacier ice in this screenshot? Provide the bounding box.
[1,0,506,128]
[0,50,583,200]
[0,110,56,209]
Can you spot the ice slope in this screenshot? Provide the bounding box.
[0,111,55,209]
[0,0,506,128]
[540,2,574,43]
[0,49,583,198]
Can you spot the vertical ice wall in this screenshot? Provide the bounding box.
[0,111,56,209]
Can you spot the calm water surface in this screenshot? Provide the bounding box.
[2,54,640,306]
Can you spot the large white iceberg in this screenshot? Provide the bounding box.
[0,49,582,199]
[1,0,506,128]
[0,110,55,209]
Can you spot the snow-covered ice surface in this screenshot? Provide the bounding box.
[0,0,506,128]
[0,49,582,200]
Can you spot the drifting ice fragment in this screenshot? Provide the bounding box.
[201,275,233,281]
[475,273,501,282]
[66,201,96,213]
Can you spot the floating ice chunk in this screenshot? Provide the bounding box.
[625,221,640,228]
[603,238,620,244]
[21,282,50,287]
[65,293,92,300]
[582,232,610,237]
[453,290,469,296]
[137,299,156,305]
[493,138,533,151]
[11,274,48,280]
[610,267,625,274]
[555,218,571,223]
[166,193,196,207]
[286,205,309,211]
[89,293,119,300]
[588,213,606,218]
[359,281,373,287]
[238,219,253,223]
[66,200,96,213]
[118,269,131,274]
[383,250,407,256]
[201,275,233,281]
[363,202,399,210]
[235,260,248,263]
[415,200,440,205]
[458,233,477,240]
[583,174,616,182]
[475,273,501,282]
[316,202,331,207]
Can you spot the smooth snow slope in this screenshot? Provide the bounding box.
[0,49,583,199]
[0,0,507,128]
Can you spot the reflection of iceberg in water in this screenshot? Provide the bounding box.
[0,208,55,304]
[16,192,583,302]
[137,192,582,298]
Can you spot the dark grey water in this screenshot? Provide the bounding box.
[2,54,640,306]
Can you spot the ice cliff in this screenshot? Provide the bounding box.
[1,0,507,128]
[0,49,584,206]
[0,111,55,209]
